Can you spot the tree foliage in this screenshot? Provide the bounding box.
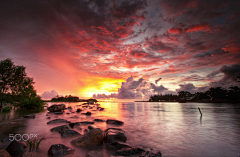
[0,58,44,109]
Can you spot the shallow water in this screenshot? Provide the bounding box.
[0,102,240,157]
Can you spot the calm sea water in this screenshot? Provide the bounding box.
[0,102,240,157]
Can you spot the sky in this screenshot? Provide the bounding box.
[0,0,239,100]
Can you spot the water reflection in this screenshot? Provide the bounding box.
[0,102,240,157]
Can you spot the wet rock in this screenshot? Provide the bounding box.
[47,117,51,119]
[0,150,11,157]
[23,114,35,119]
[94,119,105,122]
[5,140,27,157]
[48,144,75,156]
[99,108,104,111]
[69,123,75,129]
[61,130,81,137]
[106,119,124,125]
[141,148,162,157]
[54,112,63,115]
[111,147,145,156]
[76,109,82,112]
[106,141,132,150]
[105,128,127,143]
[75,121,94,125]
[47,104,65,112]
[81,112,91,116]
[111,147,162,157]
[86,151,103,157]
[88,125,97,130]
[47,119,70,124]
[50,125,69,132]
[71,128,104,147]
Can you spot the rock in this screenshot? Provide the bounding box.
[76,109,82,112]
[50,125,69,132]
[105,128,127,143]
[75,121,94,125]
[89,107,93,109]
[86,151,104,157]
[94,119,105,122]
[99,108,104,111]
[46,114,48,116]
[141,148,162,157]
[111,147,145,156]
[47,104,65,112]
[106,141,132,150]
[84,129,89,133]
[47,119,70,124]
[88,125,97,130]
[106,119,124,125]
[71,128,104,147]
[48,144,75,156]
[67,107,72,109]
[61,130,81,137]
[69,123,75,129]
[0,150,11,157]
[23,114,35,118]
[104,128,125,132]
[111,147,162,157]
[5,140,27,157]
[76,127,82,131]
[47,117,51,119]
[81,112,91,116]
[54,112,63,115]
[66,113,70,114]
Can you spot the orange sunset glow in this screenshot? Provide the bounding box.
[0,0,239,100]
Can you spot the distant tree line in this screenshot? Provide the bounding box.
[149,86,240,102]
[51,95,80,102]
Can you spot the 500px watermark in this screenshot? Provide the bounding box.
[9,134,37,141]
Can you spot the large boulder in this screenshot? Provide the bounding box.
[47,104,65,112]
[104,128,127,143]
[50,125,70,132]
[47,119,70,124]
[48,144,75,156]
[111,147,162,157]
[60,130,81,137]
[0,150,11,157]
[106,119,124,125]
[5,140,27,157]
[71,128,104,147]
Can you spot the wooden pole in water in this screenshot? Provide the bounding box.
[198,107,202,116]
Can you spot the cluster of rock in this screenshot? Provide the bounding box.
[0,103,162,157]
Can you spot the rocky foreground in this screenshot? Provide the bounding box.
[0,103,162,157]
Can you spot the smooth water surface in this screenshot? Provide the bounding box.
[0,102,240,157]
